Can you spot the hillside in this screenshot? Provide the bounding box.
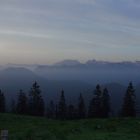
[0,67,139,114]
[35,60,140,85]
[0,113,140,140]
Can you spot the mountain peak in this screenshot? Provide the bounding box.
[86,59,109,65]
[54,60,81,66]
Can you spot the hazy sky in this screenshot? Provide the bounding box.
[0,0,140,64]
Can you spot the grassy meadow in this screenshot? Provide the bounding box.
[0,113,140,140]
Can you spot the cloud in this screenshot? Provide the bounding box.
[0,0,140,63]
[0,30,52,39]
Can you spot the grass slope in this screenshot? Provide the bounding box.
[0,113,140,140]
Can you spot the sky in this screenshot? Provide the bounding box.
[0,0,140,64]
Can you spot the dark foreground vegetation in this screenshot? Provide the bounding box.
[0,81,136,119]
[0,81,138,139]
[0,113,140,140]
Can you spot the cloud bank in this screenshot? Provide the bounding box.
[0,0,139,64]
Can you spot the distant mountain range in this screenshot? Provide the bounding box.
[0,61,139,113]
[34,59,140,86]
[52,59,128,66]
[2,59,140,69]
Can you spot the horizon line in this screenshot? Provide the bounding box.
[2,59,140,66]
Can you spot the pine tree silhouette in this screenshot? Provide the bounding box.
[88,85,102,118]
[47,100,55,119]
[28,81,45,116]
[100,88,110,118]
[17,89,28,114]
[78,93,86,119]
[67,104,75,120]
[58,90,67,120]
[0,90,5,113]
[11,99,16,113]
[121,82,136,117]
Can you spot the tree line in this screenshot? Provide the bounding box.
[0,81,136,119]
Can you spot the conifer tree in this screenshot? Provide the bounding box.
[28,81,45,116]
[88,85,102,118]
[101,88,110,118]
[11,99,16,113]
[58,90,67,120]
[67,104,75,120]
[0,90,5,113]
[47,100,55,119]
[121,82,136,117]
[17,89,28,115]
[88,98,95,118]
[78,93,86,119]
[55,105,58,119]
